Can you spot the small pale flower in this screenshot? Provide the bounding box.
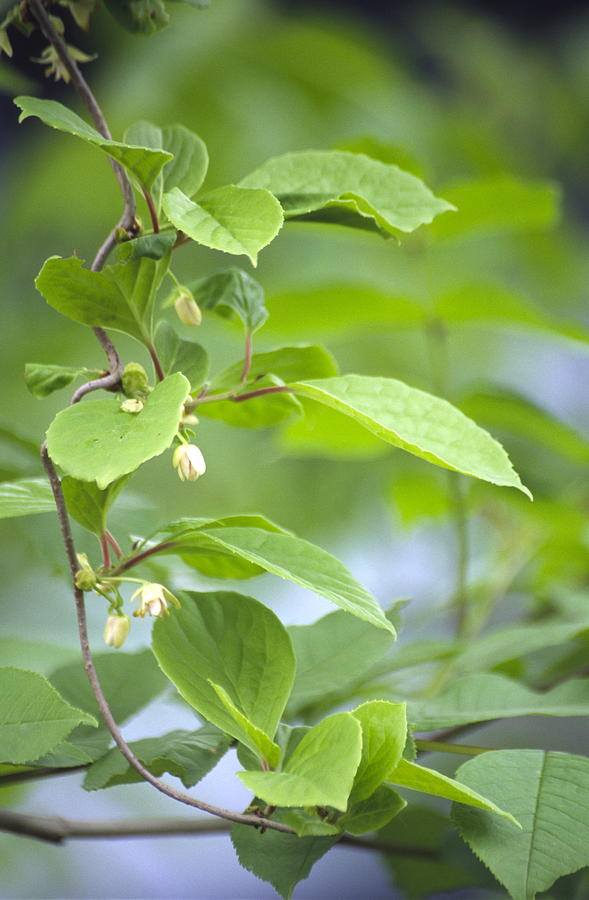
[132,582,180,619]
[174,288,202,327]
[173,444,206,481]
[104,614,130,648]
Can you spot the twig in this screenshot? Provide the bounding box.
[38,449,293,836]
[0,809,438,857]
[240,332,252,383]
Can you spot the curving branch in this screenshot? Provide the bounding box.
[27,0,292,841]
[38,447,294,836]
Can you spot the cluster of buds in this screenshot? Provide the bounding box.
[172,443,206,481]
[131,583,181,619]
[74,553,98,591]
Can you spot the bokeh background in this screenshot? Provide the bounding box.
[2,0,589,897]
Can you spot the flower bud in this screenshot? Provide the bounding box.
[173,288,202,327]
[172,444,206,481]
[74,552,97,591]
[131,583,181,619]
[120,398,144,414]
[104,614,131,648]
[121,362,149,397]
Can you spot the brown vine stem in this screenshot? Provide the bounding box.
[40,447,293,836]
[25,10,292,838]
[35,455,280,831]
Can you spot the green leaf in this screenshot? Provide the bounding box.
[14,97,172,188]
[388,758,518,824]
[198,375,303,429]
[188,267,268,335]
[156,525,394,634]
[389,469,451,527]
[338,783,406,835]
[36,255,170,343]
[281,808,341,838]
[83,725,230,790]
[453,750,589,900]
[287,609,395,716]
[162,185,283,266]
[380,806,476,900]
[410,673,589,730]
[231,824,337,900]
[459,388,589,465]
[280,395,389,460]
[46,373,189,489]
[0,478,55,519]
[149,514,291,580]
[152,591,295,762]
[154,321,209,391]
[158,124,208,198]
[24,363,100,399]
[240,150,454,235]
[239,712,362,810]
[209,681,280,768]
[117,231,177,261]
[49,649,167,726]
[291,375,530,496]
[61,475,130,536]
[435,284,589,348]
[350,700,407,804]
[430,175,561,240]
[455,618,589,674]
[0,667,97,764]
[124,121,208,213]
[0,638,77,674]
[211,344,338,390]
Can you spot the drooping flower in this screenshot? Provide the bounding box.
[132,582,181,619]
[104,614,131,648]
[174,288,202,327]
[172,444,206,481]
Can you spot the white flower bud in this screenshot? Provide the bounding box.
[172,444,206,481]
[131,582,181,619]
[174,288,202,327]
[104,614,130,648]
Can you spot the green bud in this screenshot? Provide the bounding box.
[121,362,149,397]
[74,552,97,591]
